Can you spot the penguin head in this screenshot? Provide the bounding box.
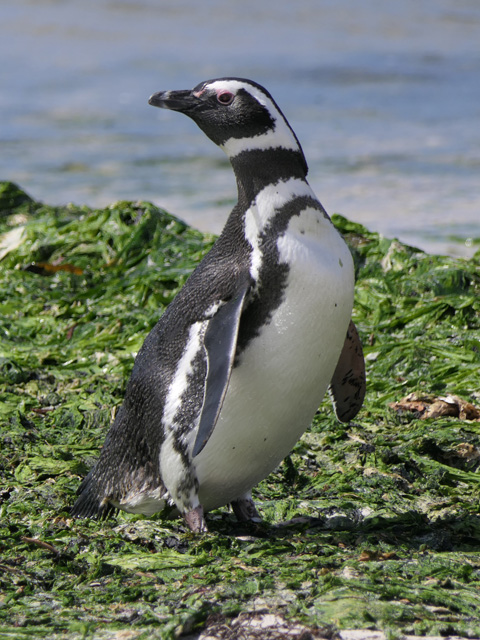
[149,77,308,174]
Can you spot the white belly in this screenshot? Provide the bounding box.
[194,208,354,511]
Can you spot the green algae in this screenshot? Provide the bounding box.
[1,181,480,639]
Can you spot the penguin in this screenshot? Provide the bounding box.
[71,77,365,533]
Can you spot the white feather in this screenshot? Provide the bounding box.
[162,321,206,431]
[244,178,316,282]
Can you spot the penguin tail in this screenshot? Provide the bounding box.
[70,473,117,520]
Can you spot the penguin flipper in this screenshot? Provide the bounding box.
[193,283,250,457]
[329,320,366,422]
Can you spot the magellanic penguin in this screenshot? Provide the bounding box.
[71,77,366,533]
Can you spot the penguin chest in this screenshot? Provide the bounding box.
[194,209,354,510]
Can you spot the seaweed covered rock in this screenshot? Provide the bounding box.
[1,183,480,638]
[0,181,35,216]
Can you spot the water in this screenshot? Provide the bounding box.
[1,0,479,256]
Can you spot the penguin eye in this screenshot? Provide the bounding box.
[216,91,234,105]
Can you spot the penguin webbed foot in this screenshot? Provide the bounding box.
[184,505,208,533]
[231,495,262,523]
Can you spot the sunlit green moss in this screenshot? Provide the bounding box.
[1,182,479,639]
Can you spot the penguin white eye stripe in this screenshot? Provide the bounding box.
[202,80,300,155]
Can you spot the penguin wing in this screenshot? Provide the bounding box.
[193,282,250,457]
[329,320,366,422]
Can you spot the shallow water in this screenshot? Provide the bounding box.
[2,0,479,256]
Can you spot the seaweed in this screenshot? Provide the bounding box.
[1,182,479,639]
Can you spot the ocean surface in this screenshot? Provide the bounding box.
[2,0,479,256]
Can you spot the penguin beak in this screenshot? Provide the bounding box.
[148,89,198,113]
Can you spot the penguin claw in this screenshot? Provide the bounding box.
[184,505,208,533]
[231,496,262,523]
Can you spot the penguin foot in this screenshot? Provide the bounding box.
[231,495,262,523]
[184,505,208,533]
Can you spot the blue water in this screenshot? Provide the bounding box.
[1,0,479,256]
